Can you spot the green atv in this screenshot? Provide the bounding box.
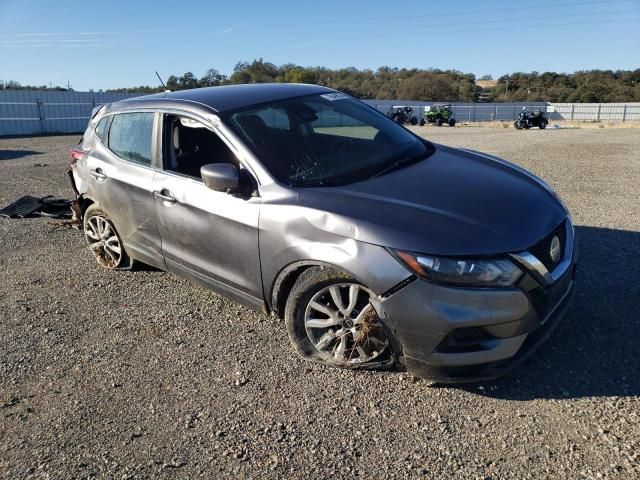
[421,104,456,127]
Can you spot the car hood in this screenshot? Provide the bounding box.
[290,144,568,256]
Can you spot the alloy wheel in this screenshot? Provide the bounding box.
[304,283,389,365]
[84,215,122,268]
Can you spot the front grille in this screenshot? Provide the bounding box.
[527,221,566,271]
[526,264,576,317]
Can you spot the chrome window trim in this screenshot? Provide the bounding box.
[510,219,574,286]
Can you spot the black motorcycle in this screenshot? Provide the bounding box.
[514,107,548,129]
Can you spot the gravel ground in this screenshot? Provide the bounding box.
[1,128,639,479]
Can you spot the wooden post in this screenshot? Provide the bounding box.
[570,104,574,120]
[597,104,601,122]
[622,104,627,122]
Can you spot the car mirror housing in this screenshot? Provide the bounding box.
[201,163,239,193]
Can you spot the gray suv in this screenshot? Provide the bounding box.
[69,84,576,382]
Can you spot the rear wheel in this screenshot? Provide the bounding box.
[410,116,418,126]
[436,118,444,127]
[285,267,391,369]
[419,118,426,126]
[449,118,456,127]
[83,204,132,270]
[539,119,547,129]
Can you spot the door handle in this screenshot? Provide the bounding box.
[153,190,177,204]
[90,168,107,181]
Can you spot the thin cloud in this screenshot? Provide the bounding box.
[0,31,120,37]
[0,39,98,43]
[216,22,246,35]
[0,43,106,48]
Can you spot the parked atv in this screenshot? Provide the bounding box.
[386,106,418,126]
[422,104,456,127]
[514,107,548,129]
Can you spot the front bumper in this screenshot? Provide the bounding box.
[373,224,577,383]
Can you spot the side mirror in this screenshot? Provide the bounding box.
[201,163,239,193]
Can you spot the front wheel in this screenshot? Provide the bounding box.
[419,118,426,126]
[285,267,392,369]
[448,118,456,127]
[514,121,523,129]
[436,118,444,127]
[410,116,418,126]
[539,119,547,129]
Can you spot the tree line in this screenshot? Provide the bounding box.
[4,59,639,102]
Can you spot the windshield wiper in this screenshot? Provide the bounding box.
[369,154,423,179]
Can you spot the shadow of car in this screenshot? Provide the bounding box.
[455,225,640,399]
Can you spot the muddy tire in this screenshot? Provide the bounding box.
[284,267,393,370]
[83,204,132,270]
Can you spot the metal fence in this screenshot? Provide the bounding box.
[0,90,140,136]
[362,100,640,123]
[1,89,639,136]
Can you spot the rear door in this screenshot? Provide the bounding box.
[85,111,164,269]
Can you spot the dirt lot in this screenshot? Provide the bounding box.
[1,128,639,479]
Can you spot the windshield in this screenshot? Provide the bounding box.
[224,93,433,187]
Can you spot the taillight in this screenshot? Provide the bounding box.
[70,147,88,162]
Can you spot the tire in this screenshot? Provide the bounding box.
[436,118,443,127]
[410,116,418,126]
[393,114,403,124]
[83,204,132,270]
[419,118,426,126]
[449,118,456,127]
[539,119,547,129]
[284,266,393,370]
[514,121,522,129]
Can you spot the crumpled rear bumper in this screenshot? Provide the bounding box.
[372,264,577,383]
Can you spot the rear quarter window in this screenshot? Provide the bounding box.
[95,116,110,143]
[108,112,154,166]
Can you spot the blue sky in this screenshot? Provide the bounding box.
[1,0,639,91]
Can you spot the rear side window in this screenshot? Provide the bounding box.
[95,117,109,143]
[108,113,154,166]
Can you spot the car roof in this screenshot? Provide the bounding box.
[110,83,334,114]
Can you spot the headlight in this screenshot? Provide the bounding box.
[390,249,523,287]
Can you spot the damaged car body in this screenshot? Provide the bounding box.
[68,83,576,382]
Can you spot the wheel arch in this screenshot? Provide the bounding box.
[269,260,366,319]
[77,194,97,220]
